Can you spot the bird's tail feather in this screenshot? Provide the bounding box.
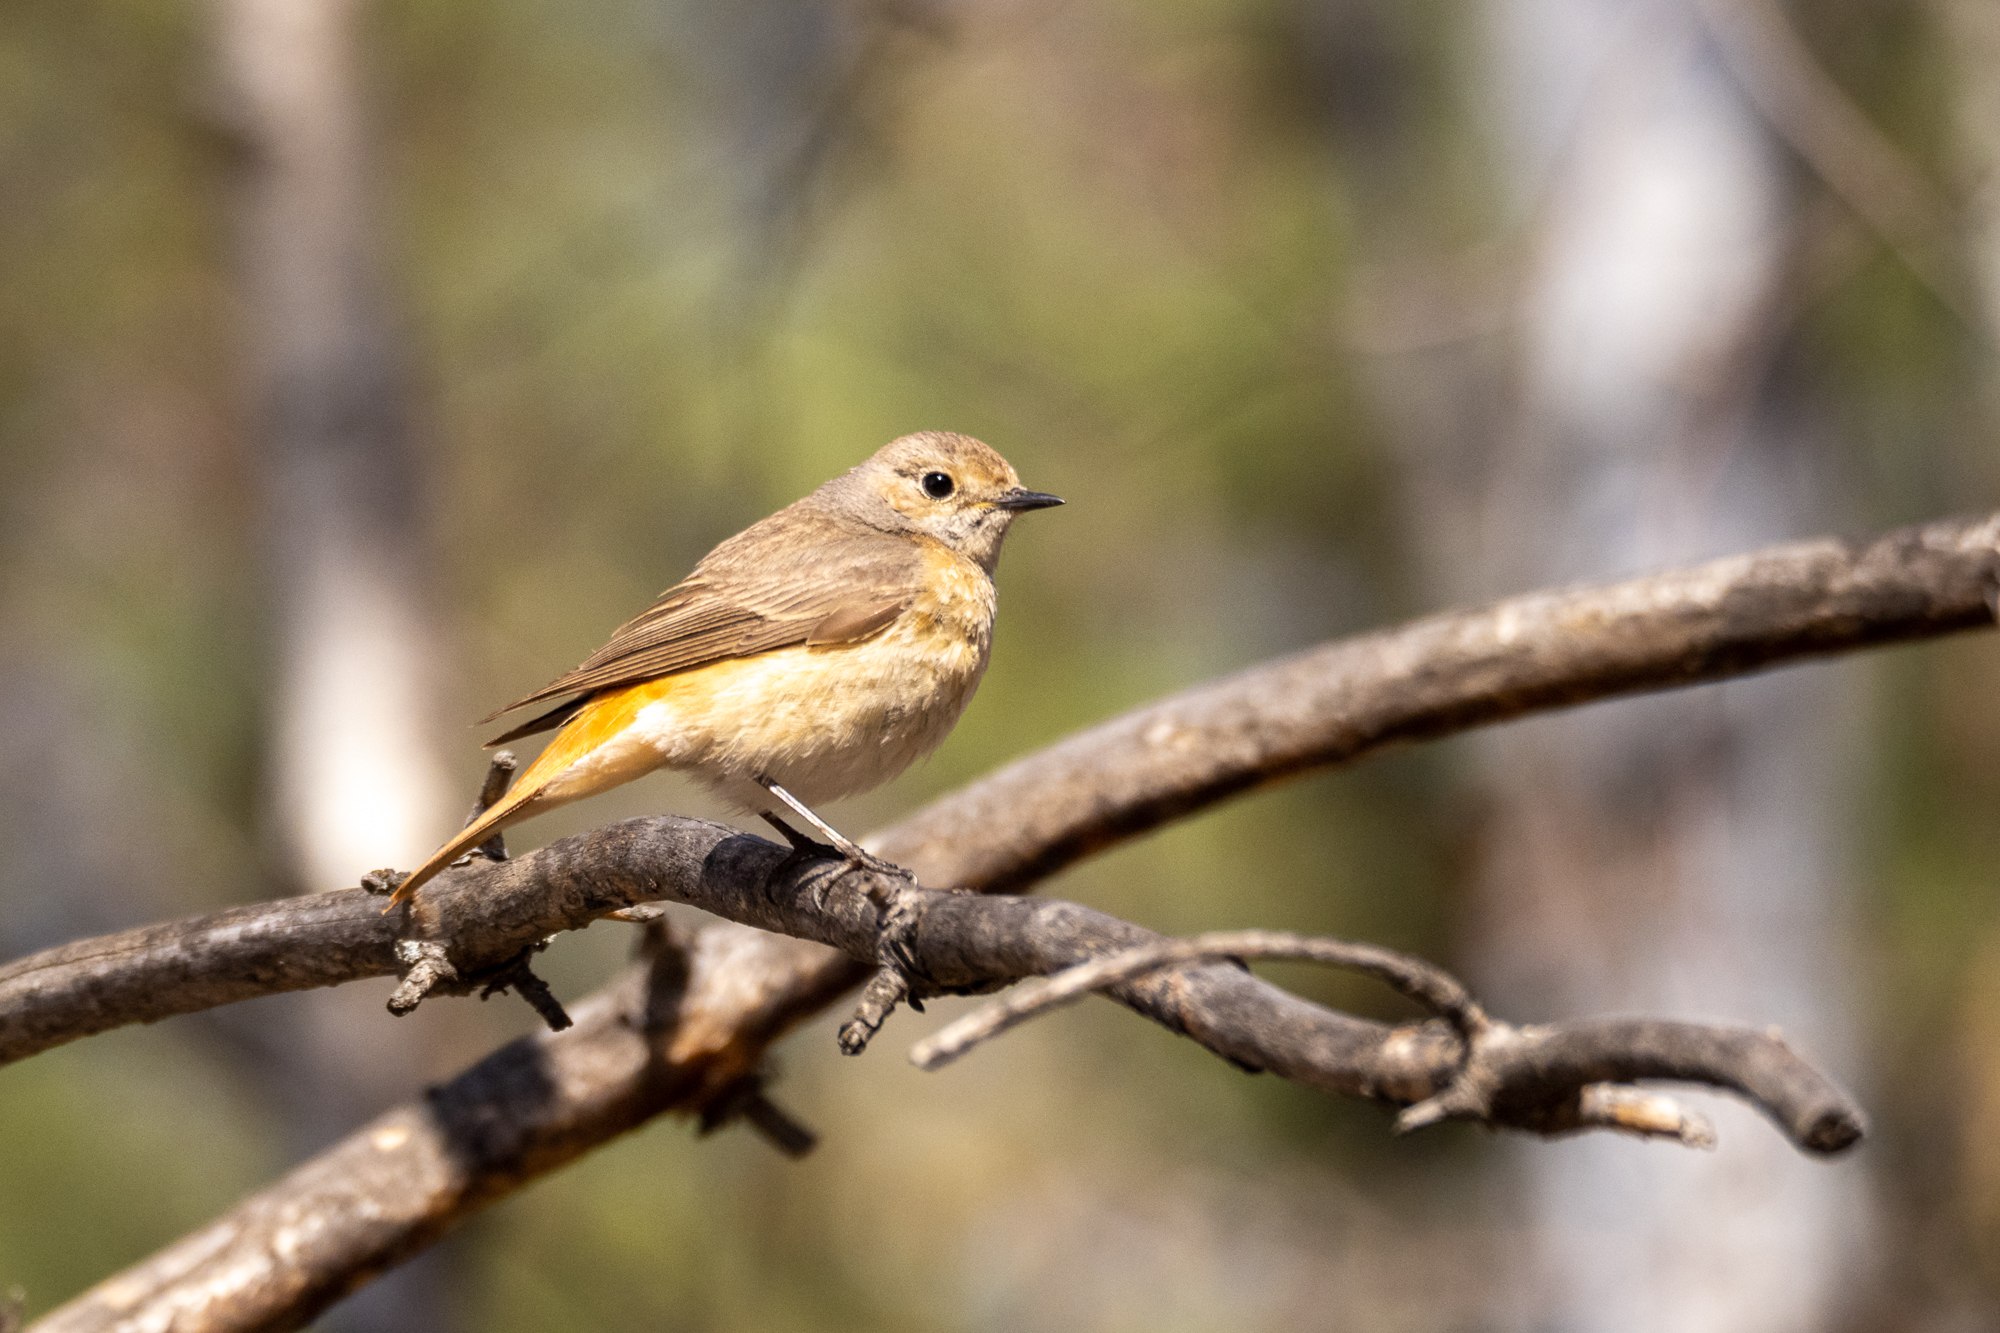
[388,680,672,909]
[385,781,547,908]
[485,696,586,747]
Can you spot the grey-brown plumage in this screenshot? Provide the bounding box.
[484,526,927,741]
[390,431,1062,907]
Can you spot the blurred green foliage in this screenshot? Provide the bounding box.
[2,0,1999,1328]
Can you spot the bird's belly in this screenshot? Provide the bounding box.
[632,615,991,808]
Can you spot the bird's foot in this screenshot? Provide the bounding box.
[821,841,918,914]
[755,776,911,893]
[759,813,844,906]
[758,805,910,908]
[837,844,913,884]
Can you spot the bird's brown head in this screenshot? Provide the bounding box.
[822,431,1062,571]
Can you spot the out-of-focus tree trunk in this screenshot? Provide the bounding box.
[215,0,451,890]
[1362,2,1877,1327]
[213,0,455,1328]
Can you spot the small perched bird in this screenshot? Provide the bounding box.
[387,432,1061,907]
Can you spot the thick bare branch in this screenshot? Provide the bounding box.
[30,860,1860,1333]
[20,510,1996,1332]
[880,509,2000,893]
[25,932,794,1333]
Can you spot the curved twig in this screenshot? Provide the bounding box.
[908,928,1488,1071]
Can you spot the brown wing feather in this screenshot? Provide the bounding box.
[481,513,924,725]
[483,696,586,746]
[805,600,906,646]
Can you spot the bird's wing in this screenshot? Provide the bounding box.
[479,520,926,739]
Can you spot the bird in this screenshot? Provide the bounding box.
[385,431,1062,907]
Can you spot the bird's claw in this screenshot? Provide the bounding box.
[758,809,910,906]
[842,847,912,882]
[764,838,835,895]
[809,850,912,911]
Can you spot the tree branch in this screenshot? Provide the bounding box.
[20,510,1999,1333]
[906,928,1491,1071]
[28,865,1860,1333]
[7,510,1995,1068]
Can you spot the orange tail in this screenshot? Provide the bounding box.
[386,779,549,908]
[387,678,675,908]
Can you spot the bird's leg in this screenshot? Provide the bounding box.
[755,777,910,883]
[754,779,936,1052]
[759,810,836,858]
[757,809,845,903]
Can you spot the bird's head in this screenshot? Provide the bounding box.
[832,431,1062,571]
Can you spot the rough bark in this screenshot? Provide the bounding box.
[26,843,1860,1333]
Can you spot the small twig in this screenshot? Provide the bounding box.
[477,944,571,1032]
[913,930,1750,1151]
[738,1091,819,1158]
[839,966,912,1055]
[385,940,459,1017]
[386,938,570,1031]
[836,874,937,1054]
[465,751,517,861]
[1571,1085,1717,1148]
[698,1075,820,1158]
[911,929,1488,1072]
[1392,1063,1722,1148]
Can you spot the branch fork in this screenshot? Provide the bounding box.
[907,929,1736,1149]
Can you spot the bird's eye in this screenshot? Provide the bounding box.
[921,471,955,500]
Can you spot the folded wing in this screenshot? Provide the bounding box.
[480,518,924,743]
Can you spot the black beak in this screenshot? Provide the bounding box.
[994,488,1065,512]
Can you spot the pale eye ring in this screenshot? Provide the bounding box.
[921,470,955,500]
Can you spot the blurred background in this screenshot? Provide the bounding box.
[2,0,1998,1328]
